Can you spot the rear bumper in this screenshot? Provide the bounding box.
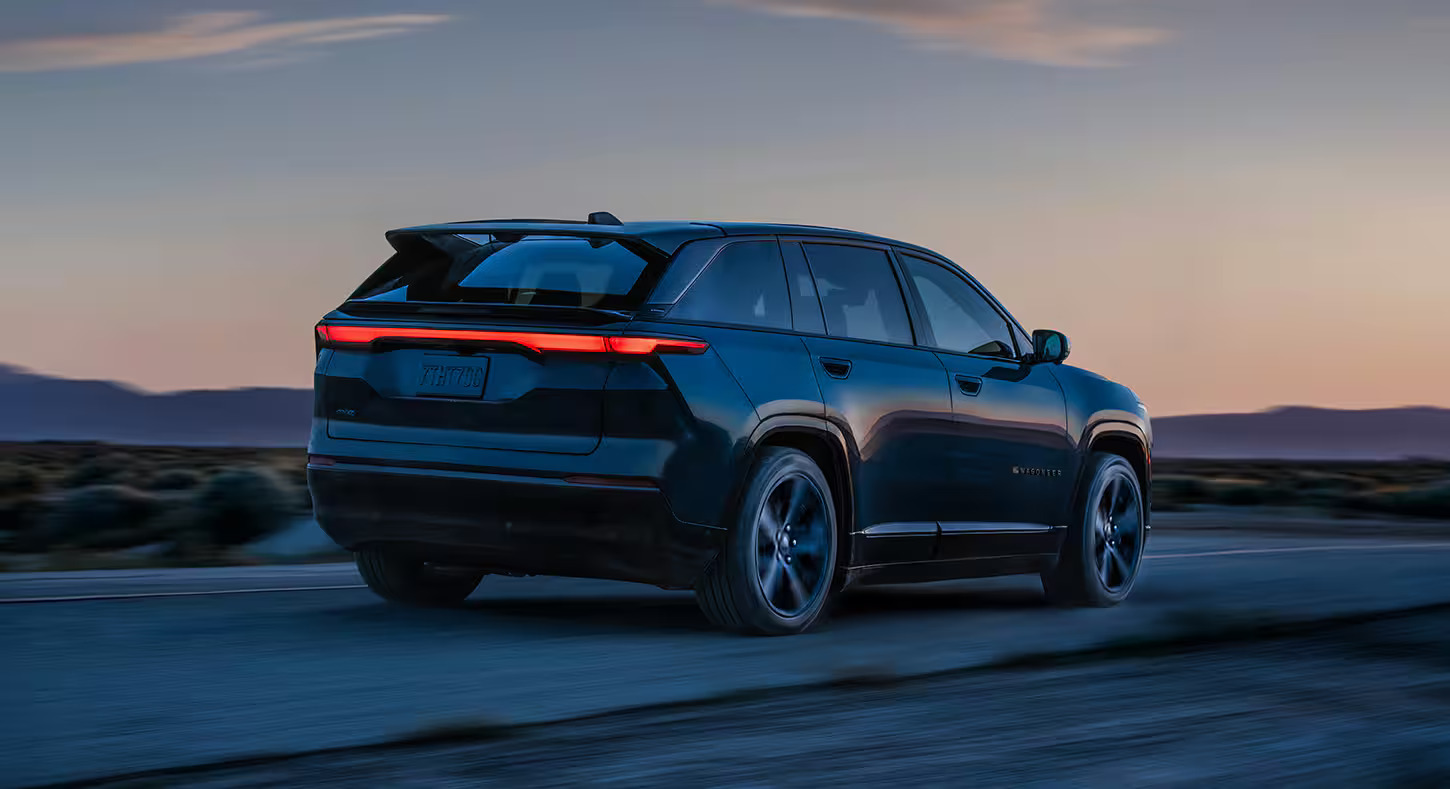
[308,461,722,589]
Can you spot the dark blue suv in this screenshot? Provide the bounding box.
[308,213,1151,635]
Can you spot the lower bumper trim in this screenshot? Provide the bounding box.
[308,463,719,588]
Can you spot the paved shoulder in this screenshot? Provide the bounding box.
[0,563,362,602]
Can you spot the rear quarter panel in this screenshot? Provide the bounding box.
[626,320,822,528]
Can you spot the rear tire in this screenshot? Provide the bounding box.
[696,447,839,635]
[355,548,484,607]
[1042,452,1145,607]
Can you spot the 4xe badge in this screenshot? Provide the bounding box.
[1013,466,1062,477]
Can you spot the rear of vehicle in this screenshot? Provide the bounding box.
[307,222,735,592]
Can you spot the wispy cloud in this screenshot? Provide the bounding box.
[0,11,450,73]
[719,0,1170,66]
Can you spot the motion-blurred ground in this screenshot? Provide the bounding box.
[91,607,1450,788]
[8,531,1450,786]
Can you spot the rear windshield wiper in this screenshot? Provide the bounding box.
[340,300,635,323]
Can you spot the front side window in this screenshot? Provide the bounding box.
[901,254,1016,358]
[802,244,913,344]
[669,241,791,329]
[1011,323,1033,359]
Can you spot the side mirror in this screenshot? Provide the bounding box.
[1031,329,1071,364]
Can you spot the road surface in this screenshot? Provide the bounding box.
[7,531,1450,787]
[98,609,1450,787]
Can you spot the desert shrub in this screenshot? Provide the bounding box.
[1,496,53,551]
[1338,483,1450,520]
[0,499,30,550]
[0,464,42,497]
[1213,484,1269,506]
[1153,476,1210,506]
[61,453,135,488]
[1208,482,1294,507]
[1392,484,1450,519]
[192,466,294,546]
[0,495,42,528]
[43,484,158,549]
[148,468,204,491]
[1203,480,1300,507]
[295,482,314,516]
[1287,472,1368,494]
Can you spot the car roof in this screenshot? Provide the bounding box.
[387,219,947,260]
[703,222,941,256]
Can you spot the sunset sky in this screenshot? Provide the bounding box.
[3,0,1447,415]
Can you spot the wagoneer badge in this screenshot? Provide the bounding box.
[1013,466,1063,477]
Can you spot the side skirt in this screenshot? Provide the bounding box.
[848,553,1058,586]
[844,522,1067,586]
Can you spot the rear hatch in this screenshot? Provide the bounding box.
[318,230,684,454]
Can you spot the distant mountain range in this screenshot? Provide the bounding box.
[1148,405,1450,460]
[1,364,1446,459]
[0,364,310,447]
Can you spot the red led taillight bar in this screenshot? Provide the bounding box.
[315,325,708,355]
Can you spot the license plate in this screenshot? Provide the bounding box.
[416,357,488,398]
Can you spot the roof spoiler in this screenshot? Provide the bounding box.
[384,213,722,258]
[387,225,660,255]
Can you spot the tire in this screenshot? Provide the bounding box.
[355,548,485,607]
[1042,452,1146,607]
[695,447,839,635]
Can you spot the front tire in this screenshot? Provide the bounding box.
[696,447,839,635]
[1042,452,1146,607]
[355,548,484,607]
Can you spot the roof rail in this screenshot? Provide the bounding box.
[451,213,623,226]
[457,218,586,224]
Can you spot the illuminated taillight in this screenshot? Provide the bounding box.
[605,336,710,355]
[315,325,707,355]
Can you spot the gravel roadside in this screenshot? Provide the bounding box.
[82,610,1450,788]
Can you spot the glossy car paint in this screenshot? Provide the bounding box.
[308,220,1151,590]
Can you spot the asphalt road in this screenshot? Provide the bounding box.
[106,609,1450,788]
[8,531,1450,787]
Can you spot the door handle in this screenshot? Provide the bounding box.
[955,374,983,396]
[820,357,853,379]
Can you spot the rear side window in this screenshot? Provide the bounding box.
[669,241,791,329]
[352,235,662,311]
[802,244,913,345]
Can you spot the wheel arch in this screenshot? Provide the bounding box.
[742,416,857,562]
[1081,421,1152,519]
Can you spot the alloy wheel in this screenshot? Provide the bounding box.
[753,472,832,617]
[1092,468,1144,592]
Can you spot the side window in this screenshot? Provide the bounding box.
[670,241,791,329]
[901,254,1017,358]
[801,244,913,344]
[781,242,825,334]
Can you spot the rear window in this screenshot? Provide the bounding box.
[353,235,664,311]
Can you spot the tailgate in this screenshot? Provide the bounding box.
[321,324,616,454]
